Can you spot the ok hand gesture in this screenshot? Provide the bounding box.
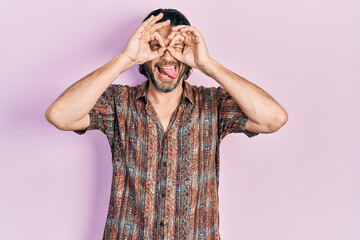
[122,13,170,65]
[167,26,212,71]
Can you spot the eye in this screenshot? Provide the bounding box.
[151,44,161,50]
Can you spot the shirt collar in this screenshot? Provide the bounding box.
[135,80,148,100]
[135,80,194,105]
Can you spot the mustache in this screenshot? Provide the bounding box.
[155,61,179,68]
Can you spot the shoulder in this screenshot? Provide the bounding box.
[108,82,145,100]
[186,82,226,101]
[108,83,132,92]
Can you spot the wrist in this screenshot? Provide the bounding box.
[117,52,136,71]
[198,58,217,76]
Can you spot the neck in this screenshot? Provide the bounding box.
[147,80,184,106]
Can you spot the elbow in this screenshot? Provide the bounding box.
[277,109,289,129]
[45,106,69,130]
[267,109,288,133]
[45,106,53,123]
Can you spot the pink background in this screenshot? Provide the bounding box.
[1,0,359,239]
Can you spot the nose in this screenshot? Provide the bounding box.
[160,48,175,62]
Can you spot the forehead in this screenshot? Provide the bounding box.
[156,25,172,38]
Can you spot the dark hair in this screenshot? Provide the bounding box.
[139,8,192,80]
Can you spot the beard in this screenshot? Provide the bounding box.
[144,63,188,93]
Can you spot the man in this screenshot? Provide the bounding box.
[46,8,288,240]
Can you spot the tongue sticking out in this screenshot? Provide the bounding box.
[159,67,179,79]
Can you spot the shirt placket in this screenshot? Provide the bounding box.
[157,133,168,239]
[145,100,184,239]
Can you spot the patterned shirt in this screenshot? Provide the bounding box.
[75,80,258,240]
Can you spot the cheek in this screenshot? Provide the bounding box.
[179,64,187,75]
[145,62,155,71]
[144,62,156,75]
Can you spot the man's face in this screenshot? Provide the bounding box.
[145,25,187,93]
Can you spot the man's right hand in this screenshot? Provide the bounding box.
[122,13,170,65]
[45,13,171,132]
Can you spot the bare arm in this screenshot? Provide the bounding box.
[200,59,288,133]
[45,13,169,131]
[45,54,134,131]
[167,26,288,133]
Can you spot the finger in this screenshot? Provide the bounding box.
[152,32,165,47]
[136,15,155,33]
[168,31,182,39]
[172,25,190,31]
[173,26,202,40]
[169,34,185,47]
[180,30,200,45]
[140,13,164,33]
[179,26,202,38]
[177,31,191,45]
[148,46,166,61]
[148,13,164,26]
[167,47,183,61]
[157,46,166,56]
[178,31,189,41]
[176,25,195,31]
[184,34,195,45]
[147,19,171,34]
[180,32,188,38]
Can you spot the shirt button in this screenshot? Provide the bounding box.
[161,193,165,198]
[160,222,164,226]
[162,162,167,167]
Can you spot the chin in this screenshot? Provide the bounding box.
[150,76,181,93]
[145,64,184,93]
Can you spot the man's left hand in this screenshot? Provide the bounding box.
[167,25,212,72]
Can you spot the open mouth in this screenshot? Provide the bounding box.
[156,65,179,80]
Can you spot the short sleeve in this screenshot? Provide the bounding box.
[74,85,115,140]
[218,87,259,140]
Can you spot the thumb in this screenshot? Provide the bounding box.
[167,47,182,61]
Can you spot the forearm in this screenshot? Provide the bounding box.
[200,58,288,131]
[45,53,134,129]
